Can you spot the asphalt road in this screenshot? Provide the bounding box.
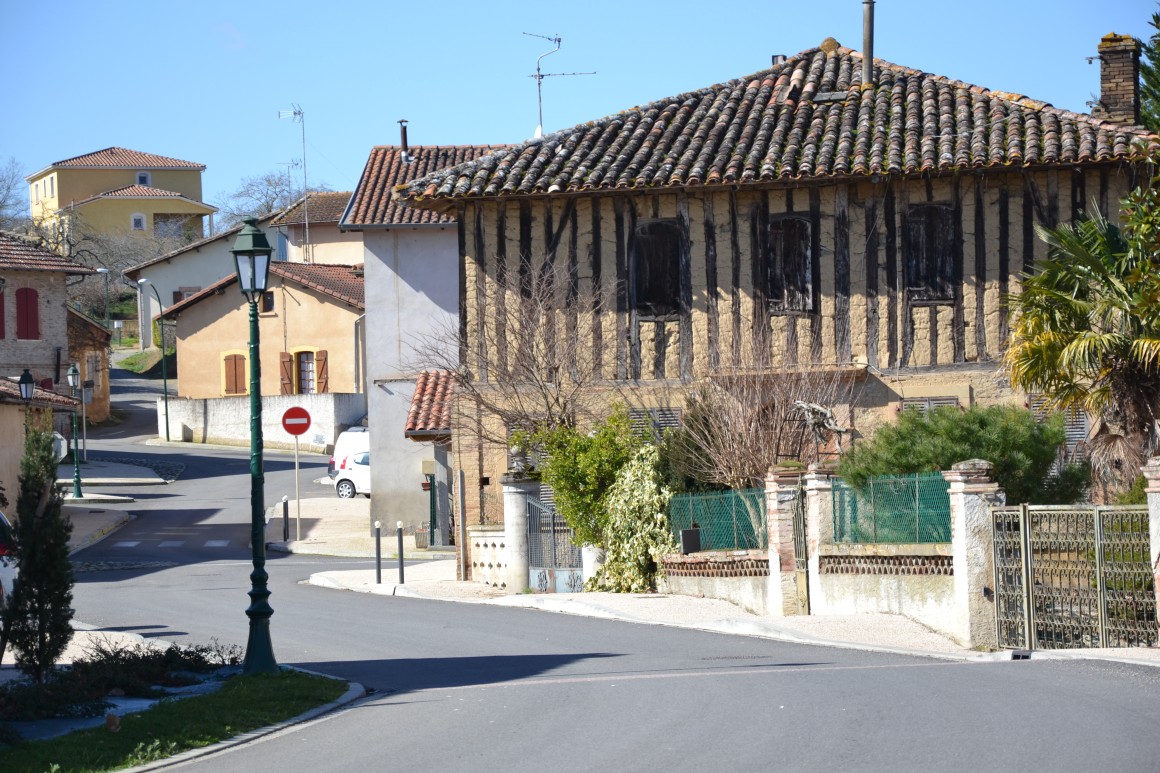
[63,357,1160,773]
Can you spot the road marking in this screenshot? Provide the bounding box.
[158,541,185,548]
[204,540,230,547]
[113,541,140,548]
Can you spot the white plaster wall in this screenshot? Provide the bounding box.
[813,575,959,640]
[659,576,768,616]
[360,225,460,536]
[135,238,239,350]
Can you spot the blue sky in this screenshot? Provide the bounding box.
[2,0,1153,216]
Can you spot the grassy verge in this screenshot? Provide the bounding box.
[0,669,346,772]
[116,349,177,378]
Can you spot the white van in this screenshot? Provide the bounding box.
[329,427,370,480]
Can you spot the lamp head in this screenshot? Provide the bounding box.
[18,369,35,403]
[230,218,273,304]
[66,363,80,390]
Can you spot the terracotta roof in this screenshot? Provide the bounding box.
[0,376,78,409]
[405,370,454,440]
[397,40,1156,207]
[41,147,204,172]
[0,232,95,275]
[341,146,506,228]
[270,191,354,226]
[69,185,217,213]
[161,262,364,318]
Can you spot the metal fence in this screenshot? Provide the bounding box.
[527,496,582,570]
[993,504,1155,650]
[668,488,767,550]
[831,472,951,544]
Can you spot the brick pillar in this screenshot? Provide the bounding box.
[803,464,835,611]
[1141,458,1160,644]
[765,467,803,616]
[1091,33,1141,125]
[943,459,1005,649]
[501,473,535,593]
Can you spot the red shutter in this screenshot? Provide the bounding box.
[0,292,5,338]
[15,288,39,340]
[316,350,329,394]
[280,352,294,395]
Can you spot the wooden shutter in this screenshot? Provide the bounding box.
[316,350,329,393]
[15,288,39,340]
[279,352,294,395]
[769,217,812,313]
[224,354,245,395]
[0,291,5,338]
[906,205,954,303]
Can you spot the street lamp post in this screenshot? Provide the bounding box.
[231,218,277,675]
[95,267,111,329]
[19,368,35,424]
[137,279,170,441]
[66,363,83,499]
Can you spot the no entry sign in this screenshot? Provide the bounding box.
[282,406,311,436]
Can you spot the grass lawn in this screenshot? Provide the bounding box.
[0,670,346,772]
[116,349,176,378]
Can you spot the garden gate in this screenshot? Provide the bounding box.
[527,495,583,593]
[991,504,1155,650]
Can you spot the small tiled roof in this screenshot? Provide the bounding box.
[405,370,454,440]
[270,191,354,226]
[397,39,1156,208]
[69,185,217,213]
[0,232,95,275]
[0,376,78,409]
[42,147,204,172]
[341,146,506,228]
[161,262,364,318]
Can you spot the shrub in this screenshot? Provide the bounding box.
[532,405,646,546]
[587,445,676,592]
[839,405,1089,505]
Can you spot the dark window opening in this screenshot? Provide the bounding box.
[765,216,813,314]
[631,220,682,317]
[905,204,955,304]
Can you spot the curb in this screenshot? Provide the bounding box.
[69,512,134,555]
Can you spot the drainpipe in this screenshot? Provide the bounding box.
[353,313,367,411]
[862,0,875,89]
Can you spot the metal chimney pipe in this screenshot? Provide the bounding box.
[398,119,409,155]
[862,0,875,88]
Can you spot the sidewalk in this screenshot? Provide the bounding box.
[55,457,167,505]
[263,499,1160,667]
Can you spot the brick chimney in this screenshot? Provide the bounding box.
[1091,32,1141,125]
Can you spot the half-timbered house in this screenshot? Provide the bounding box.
[397,34,1154,525]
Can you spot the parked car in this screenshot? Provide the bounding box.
[0,511,16,605]
[328,427,370,480]
[332,451,371,499]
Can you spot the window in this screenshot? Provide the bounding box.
[15,288,39,340]
[136,171,151,186]
[764,216,813,313]
[905,204,955,303]
[87,354,102,390]
[33,183,39,203]
[131,214,146,231]
[297,351,316,394]
[1029,395,1090,459]
[173,287,200,304]
[154,214,187,239]
[630,220,682,317]
[275,232,289,262]
[48,176,54,197]
[261,291,275,313]
[901,396,960,413]
[629,407,682,442]
[223,354,247,395]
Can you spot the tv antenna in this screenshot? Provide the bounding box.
[278,105,311,261]
[523,32,594,137]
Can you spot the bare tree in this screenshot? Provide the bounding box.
[413,261,609,450]
[0,157,29,232]
[212,170,330,229]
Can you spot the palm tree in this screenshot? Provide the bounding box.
[1004,204,1160,489]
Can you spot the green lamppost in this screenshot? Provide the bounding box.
[137,278,170,441]
[231,218,277,675]
[66,363,83,498]
[95,267,111,329]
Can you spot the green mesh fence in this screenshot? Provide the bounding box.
[668,489,767,550]
[831,472,951,544]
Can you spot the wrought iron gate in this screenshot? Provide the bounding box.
[791,485,809,615]
[992,504,1155,650]
[527,495,583,593]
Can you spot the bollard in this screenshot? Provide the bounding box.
[374,520,382,585]
[282,496,289,542]
[397,521,404,585]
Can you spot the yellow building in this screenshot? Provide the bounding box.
[26,147,216,243]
